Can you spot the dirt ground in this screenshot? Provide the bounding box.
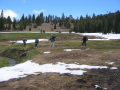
[0,33,120,90]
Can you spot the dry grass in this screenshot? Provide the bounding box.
[25,23,70,32]
[0,33,120,90]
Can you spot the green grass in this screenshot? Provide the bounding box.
[57,40,120,49]
[0,33,64,41]
[87,41,120,49]
[0,33,49,41]
[0,58,9,68]
[0,43,40,63]
[16,49,40,63]
[0,33,120,67]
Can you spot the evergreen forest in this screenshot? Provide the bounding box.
[0,10,120,34]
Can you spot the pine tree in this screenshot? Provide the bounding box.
[54,23,56,29]
[45,16,48,23]
[114,10,120,33]
[28,14,32,25]
[36,13,44,26]
[20,14,26,29]
[0,10,4,31]
[59,20,62,27]
[103,19,108,34]
[32,14,36,23]
[36,15,40,25]
[1,10,4,18]
[25,16,28,25]
[79,16,85,33]
[118,23,120,32]
[6,16,12,30]
[73,23,79,33]
[13,18,17,30]
[19,21,24,30]
[47,15,50,23]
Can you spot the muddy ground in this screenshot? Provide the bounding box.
[0,34,120,90]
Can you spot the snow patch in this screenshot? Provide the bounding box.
[105,62,115,64]
[10,39,48,43]
[64,49,81,51]
[77,33,120,40]
[43,51,50,54]
[0,60,117,82]
[95,85,101,88]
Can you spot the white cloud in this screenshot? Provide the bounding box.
[33,9,45,14]
[0,10,18,20]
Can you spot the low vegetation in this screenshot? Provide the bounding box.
[0,33,120,65]
[0,33,120,90]
[0,58,8,68]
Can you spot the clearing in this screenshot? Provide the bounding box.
[0,33,120,90]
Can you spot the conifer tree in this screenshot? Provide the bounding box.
[19,21,24,30]
[54,23,56,29]
[79,16,85,33]
[32,14,36,23]
[13,18,17,30]
[0,10,4,31]
[20,14,26,29]
[6,16,12,30]
[59,20,62,27]
[73,23,79,33]
[28,14,32,25]
[114,10,120,33]
[45,16,48,23]
[36,13,44,26]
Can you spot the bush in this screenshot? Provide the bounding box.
[29,27,31,31]
[33,25,37,28]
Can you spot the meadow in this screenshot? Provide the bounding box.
[0,32,120,90]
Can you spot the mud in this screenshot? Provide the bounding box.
[0,48,27,63]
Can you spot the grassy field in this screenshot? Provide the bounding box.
[0,58,8,68]
[0,33,120,90]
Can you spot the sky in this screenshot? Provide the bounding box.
[0,33,119,83]
[0,0,120,20]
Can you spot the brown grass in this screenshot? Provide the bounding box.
[0,33,120,90]
[24,23,70,32]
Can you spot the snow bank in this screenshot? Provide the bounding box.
[9,39,48,43]
[77,33,120,40]
[0,60,117,82]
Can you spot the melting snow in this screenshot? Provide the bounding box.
[105,62,115,64]
[77,33,120,40]
[1,33,120,82]
[95,85,101,88]
[0,60,117,82]
[44,51,51,54]
[10,39,48,43]
[64,49,81,51]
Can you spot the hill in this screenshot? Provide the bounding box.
[24,23,70,32]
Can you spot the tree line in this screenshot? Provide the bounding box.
[0,10,120,33]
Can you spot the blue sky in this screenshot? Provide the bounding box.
[0,0,120,20]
